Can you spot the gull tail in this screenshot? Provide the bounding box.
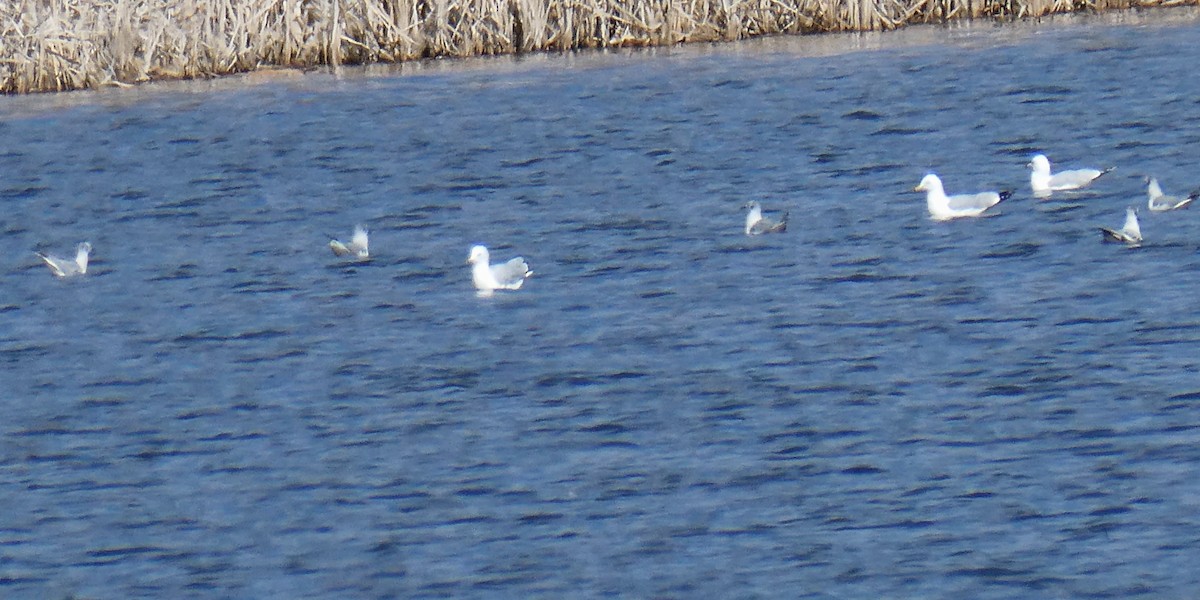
[997,190,1013,203]
[1098,227,1123,243]
[1184,189,1200,208]
[1098,227,1139,245]
[1096,166,1116,181]
[775,212,789,233]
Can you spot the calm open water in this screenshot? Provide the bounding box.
[3,10,1200,599]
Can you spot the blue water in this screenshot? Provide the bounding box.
[3,10,1200,598]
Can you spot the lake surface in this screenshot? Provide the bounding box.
[3,9,1200,598]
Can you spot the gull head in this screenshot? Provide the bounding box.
[1124,206,1142,241]
[743,201,764,234]
[76,242,92,272]
[743,201,763,220]
[351,225,369,258]
[1028,154,1054,197]
[1028,154,1051,174]
[914,173,943,194]
[1144,176,1164,200]
[467,245,489,266]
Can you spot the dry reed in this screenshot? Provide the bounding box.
[0,0,1192,93]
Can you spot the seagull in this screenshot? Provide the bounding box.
[329,225,369,259]
[744,201,788,235]
[1099,207,1142,246]
[913,173,1010,221]
[467,245,531,295]
[1028,154,1113,196]
[1145,176,1196,212]
[36,242,92,278]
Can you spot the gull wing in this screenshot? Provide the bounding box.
[490,257,531,289]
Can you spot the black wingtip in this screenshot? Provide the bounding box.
[997,190,1013,203]
[1097,166,1117,179]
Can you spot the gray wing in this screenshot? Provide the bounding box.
[1050,168,1106,189]
[1149,194,1193,211]
[748,218,783,234]
[1099,227,1138,244]
[748,212,788,234]
[490,257,531,289]
[946,192,1001,211]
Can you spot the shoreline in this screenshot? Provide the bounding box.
[2,1,1198,95]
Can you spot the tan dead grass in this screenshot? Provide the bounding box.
[0,0,1184,93]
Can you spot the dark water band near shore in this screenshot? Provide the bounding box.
[2,0,1198,94]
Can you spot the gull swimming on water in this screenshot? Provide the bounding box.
[744,201,788,235]
[914,173,1010,221]
[1099,207,1142,246]
[467,245,531,295]
[36,242,91,278]
[329,225,369,259]
[1144,176,1197,212]
[1028,154,1113,196]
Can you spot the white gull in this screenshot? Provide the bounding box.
[1144,176,1196,212]
[329,225,369,259]
[1099,207,1142,246]
[914,173,1009,221]
[1029,154,1113,197]
[743,201,788,235]
[467,245,531,295]
[36,242,91,278]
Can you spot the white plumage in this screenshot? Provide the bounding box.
[1028,154,1112,196]
[1099,207,1142,246]
[914,174,1009,221]
[329,225,369,259]
[467,245,531,295]
[36,242,91,278]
